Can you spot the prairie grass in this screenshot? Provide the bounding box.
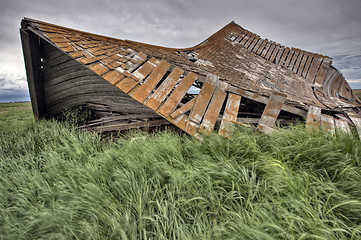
[0,102,33,132]
[1,117,361,239]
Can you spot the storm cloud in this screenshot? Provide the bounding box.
[1,0,361,102]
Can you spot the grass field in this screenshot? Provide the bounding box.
[0,102,33,132]
[1,102,361,239]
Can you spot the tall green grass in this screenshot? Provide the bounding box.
[1,120,361,239]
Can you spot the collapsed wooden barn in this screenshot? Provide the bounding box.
[20,17,361,139]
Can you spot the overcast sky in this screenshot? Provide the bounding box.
[1,0,361,102]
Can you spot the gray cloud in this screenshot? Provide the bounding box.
[1,0,361,102]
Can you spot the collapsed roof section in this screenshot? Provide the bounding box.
[20,18,361,138]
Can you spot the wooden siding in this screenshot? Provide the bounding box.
[42,40,161,120]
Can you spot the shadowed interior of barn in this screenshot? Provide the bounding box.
[20,18,361,139]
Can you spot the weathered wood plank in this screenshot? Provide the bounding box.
[258,92,287,133]
[70,51,84,59]
[248,35,260,51]
[45,78,112,101]
[261,40,272,58]
[302,54,314,78]
[188,74,217,124]
[297,51,309,75]
[227,85,307,117]
[42,52,73,67]
[47,92,160,117]
[237,118,295,125]
[94,119,171,132]
[127,51,147,72]
[314,58,332,85]
[266,42,278,60]
[145,66,184,110]
[116,57,158,93]
[293,51,304,74]
[88,62,109,76]
[131,60,171,103]
[102,70,124,85]
[244,33,257,48]
[305,105,321,129]
[20,30,46,118]
[334,118,351,134]
[43,58,79,76]
[347,113,361,140]
[239,31,253,45]
[199,86,227,134]
[170,98,196,119]
[44,69,96,89]
[288,50,299,71]
[165,114,189,131]
[252,38,263,53]
[321,114,335,133]
[158,72,198,117]
[236,29,249,43]
[43,43,67,60]
[283,49,294,68]
[273,45,285,64]
[218,93,242,138]
[306,55,323,83]
[256,39,268,55]
[84,114,158,126]
[279,47,290,66]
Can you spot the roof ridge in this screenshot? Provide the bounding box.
[21,17,229,52]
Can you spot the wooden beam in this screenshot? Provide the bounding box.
[145,66,184,110]
[227,86,307,117]
[188,74,217,124]
[93,119,171,132]
[170,98,196,119]
[347,113,361,140]
[321,114,335,133]
[199,86,227,134]
[20,29,46,118]
[306,105,321,129]
[218,93,242,138]
[334,118,351,134]
[158,72,197,117]
[258,92,286,133]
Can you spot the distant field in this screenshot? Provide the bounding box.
[1,103,361,239]
[0,102,33,132]
[354,89,361,99]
